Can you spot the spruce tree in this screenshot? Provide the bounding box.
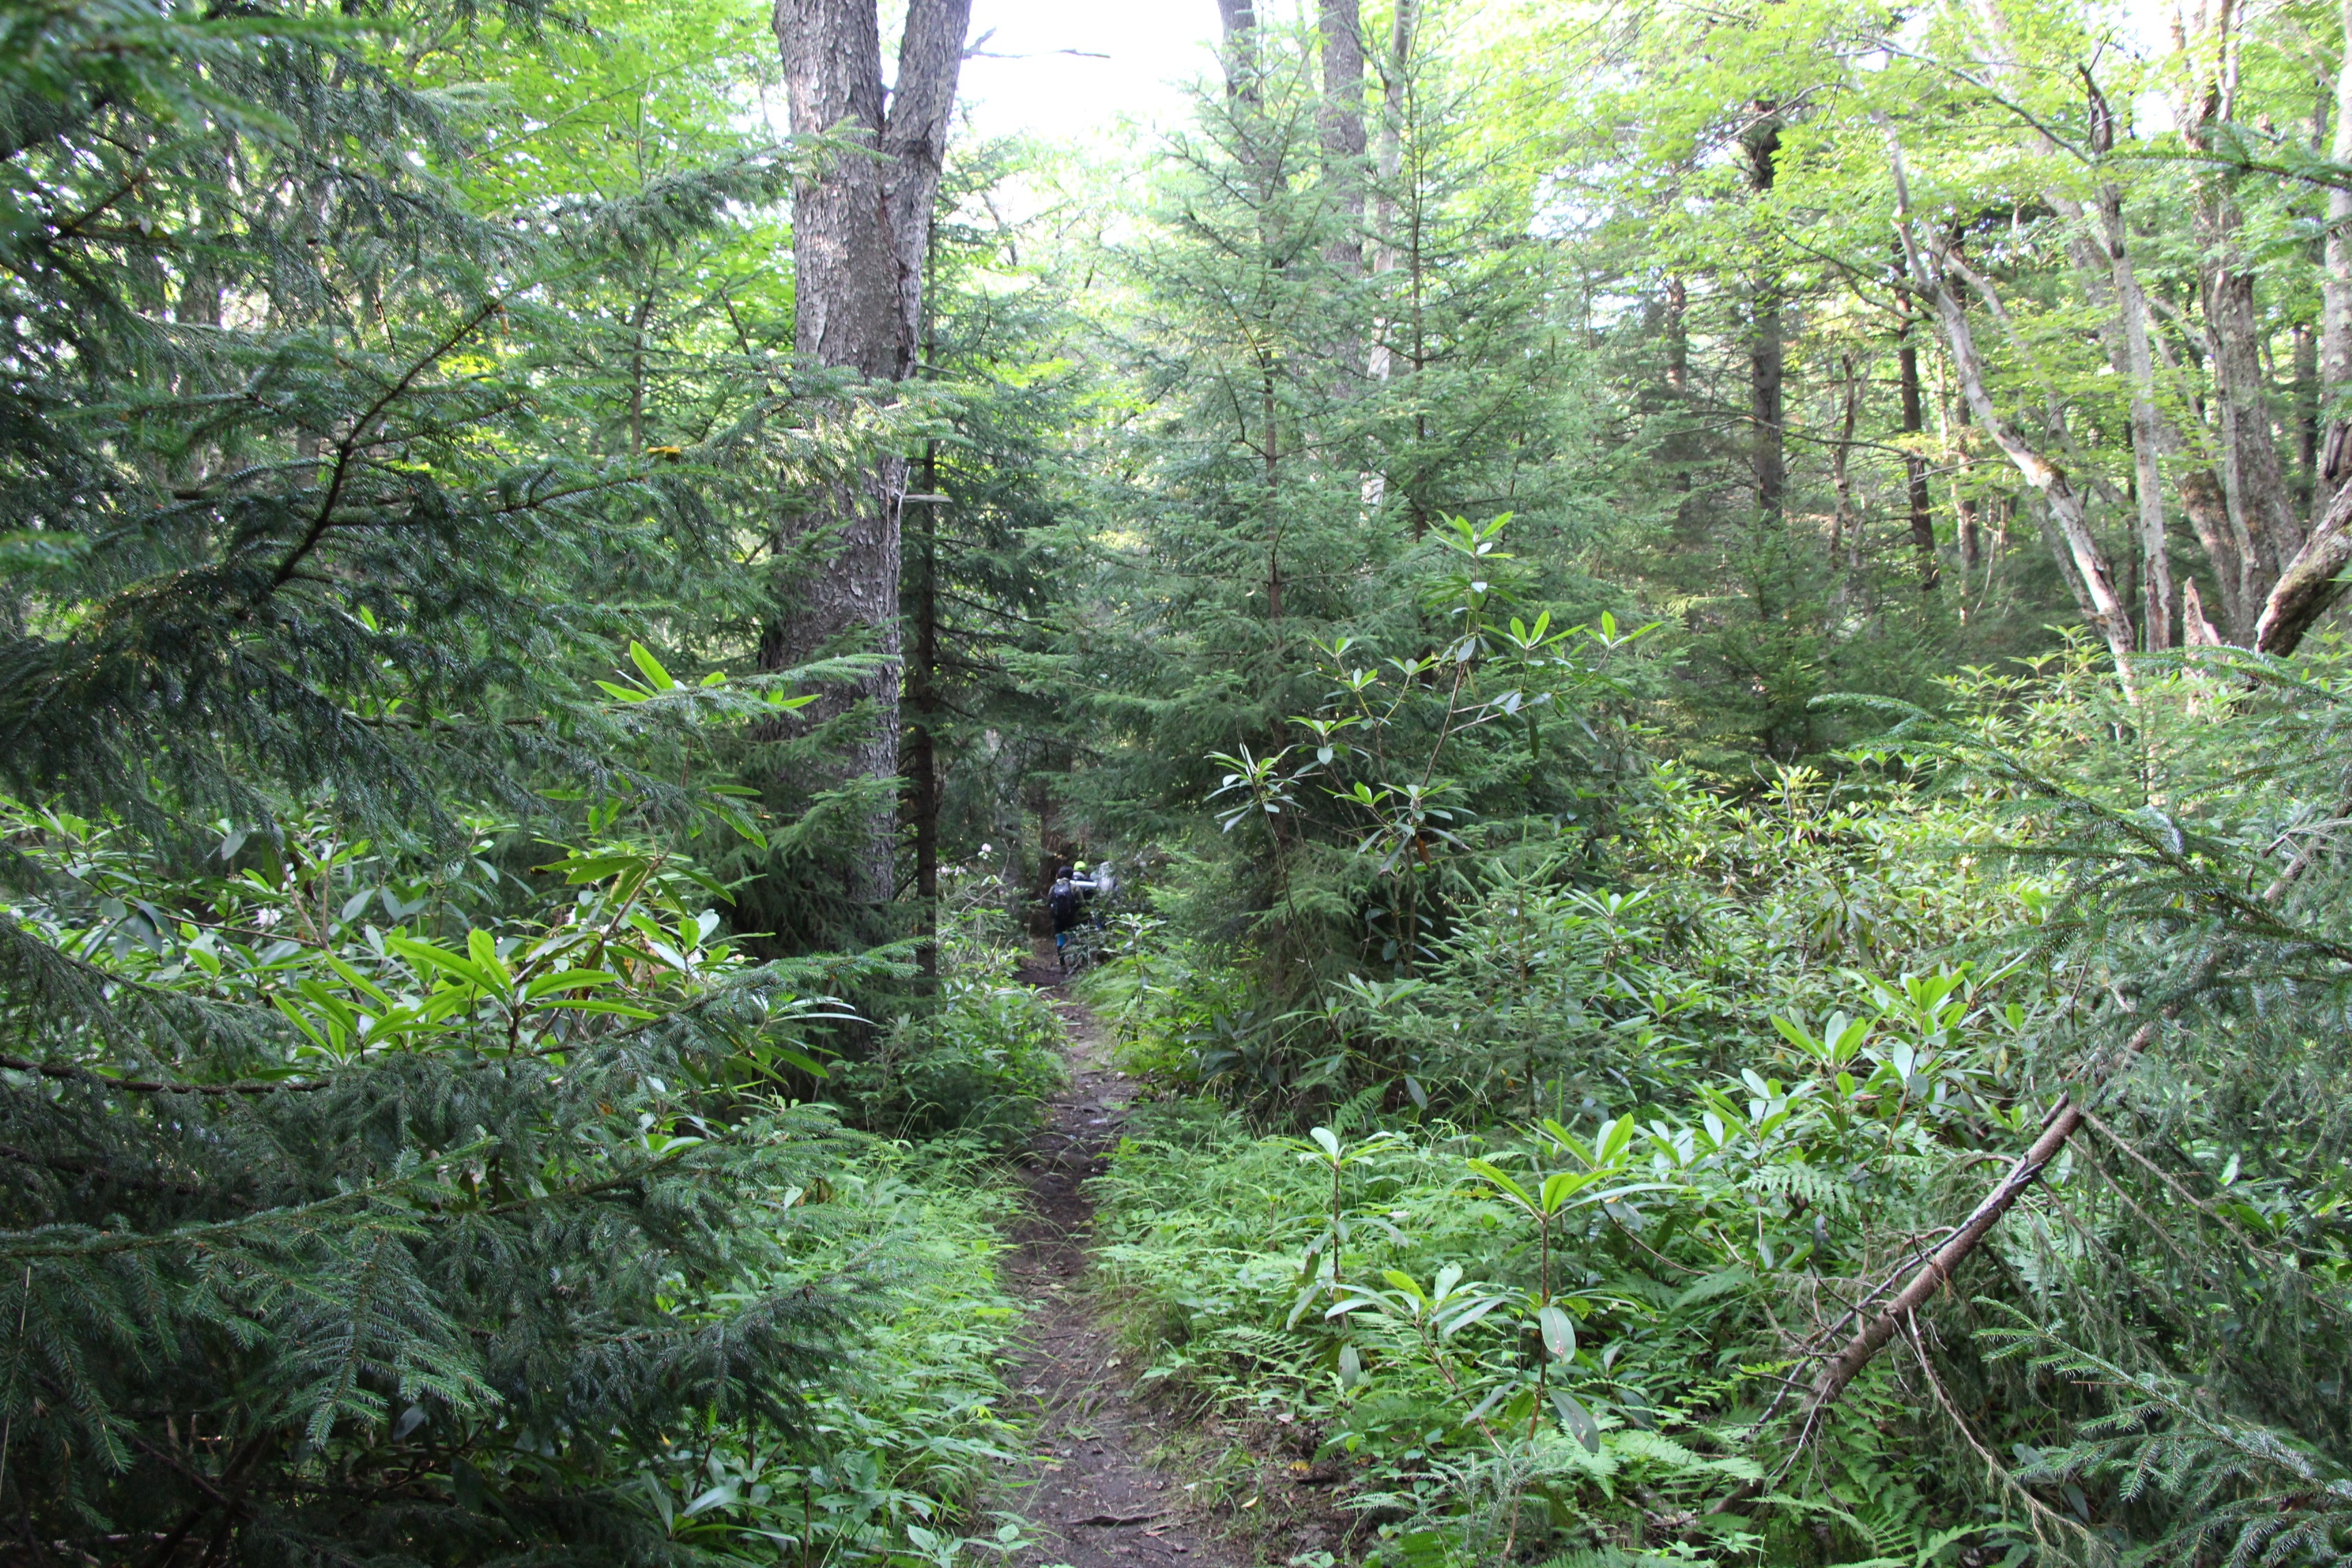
[0,4,884,1560]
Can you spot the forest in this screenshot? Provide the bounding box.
[3,0,2351,1564]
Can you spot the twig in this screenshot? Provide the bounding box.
[0,1054,328,1096]
[1906,1316,2100,1557]
[264,297,506,595]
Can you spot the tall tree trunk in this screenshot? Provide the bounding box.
[1369,0,1414,291]
[1319,0,1365,280]
[1950,396,1982,577]
[1829,353,1861,583]
[2259,3,2352,655]
[1216,0,1260,101]
[2294,323,2318,516]
[1964,11,2198,642]
[2318,0,2352,532]
[767,0,970,904]
[1360,0,1412,516]
[1746,110,1784,523]
[906,451,942,981]
[1895,272,1938,589]
[1664,275,1695,523]
[2089,184,2177,649]
[2178,0,2302,602]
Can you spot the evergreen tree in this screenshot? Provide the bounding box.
[0,3,890,1558]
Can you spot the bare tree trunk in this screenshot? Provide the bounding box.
[768,0,970,903]
[1965,8,2206,644]
[2184,576,2226,645]
[2092,184,2177,649]
[2295,323,2318,516]
[2179,468,2250,636]
[2257,478,2352,653]
[2016,56,2173,648]
[2318,0,2352,532]
[1950,397,1982,576]
[2178,0,2302,600]
[2261,15,2352,652]
[1884,123,2138,690]
[2207,267,2300,569]
[1664,275,1695,522]
[1746,110,1784,523]
[1829,353,1861,578]
[1894,272,1938,589]
[1369,0,1414,287]
[906,454,943,981]
[1319,0,1365,280]
[1359,0,1411,512]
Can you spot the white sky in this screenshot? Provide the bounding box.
[947,0,2188,146]
[954,0,1228,146]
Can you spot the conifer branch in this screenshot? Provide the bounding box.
[265,295,508,595]
[0,1145,487,1260]
[0,1053,328,1096]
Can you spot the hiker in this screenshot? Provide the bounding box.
[1047,864,1084,969]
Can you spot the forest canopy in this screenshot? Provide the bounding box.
[1,0,2349,1565]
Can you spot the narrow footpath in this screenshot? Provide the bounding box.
[996,964,1239,1568]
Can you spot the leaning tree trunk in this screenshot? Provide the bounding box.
[766,0,969,904]
[1884,123,2140,691]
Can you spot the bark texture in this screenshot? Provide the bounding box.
[2090,179,2175,647]
[2178,0,2303,617]
[768,0,970,902]
[1319,0,1366,279]
[2257,478,2352,654]
[2319,0,2352,532]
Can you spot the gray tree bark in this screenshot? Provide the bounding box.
[767,0,970,902]
[2176,0,2302,615]
[1319,0,1366,279]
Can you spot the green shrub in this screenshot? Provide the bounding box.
[833,979,1068,1147]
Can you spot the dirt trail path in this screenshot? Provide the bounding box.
[996,968,1239,1568]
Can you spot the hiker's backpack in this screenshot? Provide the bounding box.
[1047,877,1080,925]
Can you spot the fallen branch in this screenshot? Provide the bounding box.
[1797,1002,2176,1426]
[1793,770,2351,1429]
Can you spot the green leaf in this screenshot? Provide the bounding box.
[521,969,621,1001]
[1538,1303,1576,1361]
[1551,1388,1601,1453]
[628,640,677,690]
[1466,1158,1535,1209]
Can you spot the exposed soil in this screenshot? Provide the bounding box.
[994,958,1240,1568]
